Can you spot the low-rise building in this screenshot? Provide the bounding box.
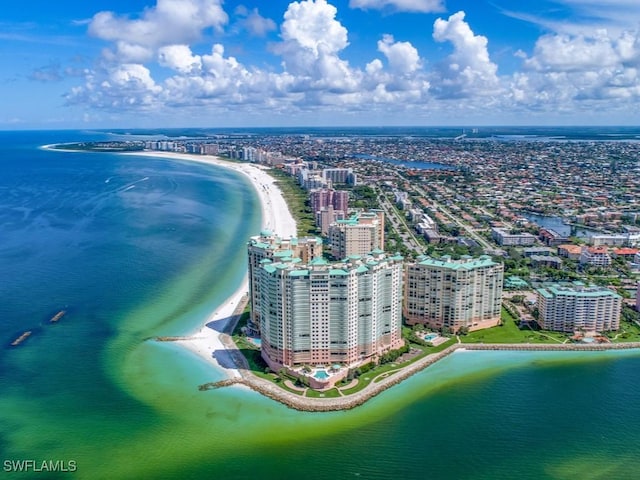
[579,246,612,267]
[491,227,536,246]
[557,244,582,260]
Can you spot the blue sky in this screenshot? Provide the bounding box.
[2,0,640,129]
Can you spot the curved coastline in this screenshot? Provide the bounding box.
[120,150,298,378]
[42,144,640,412]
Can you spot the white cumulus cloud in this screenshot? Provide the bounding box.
[377,34,421,74]
[89,0,228,61]
[431,11,500,98]
[158,44,202,73]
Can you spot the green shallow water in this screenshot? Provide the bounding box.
[2,133,640,479]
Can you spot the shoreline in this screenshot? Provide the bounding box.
[123,150,298,379]
[220,341,640,412]
[44,144,640,411]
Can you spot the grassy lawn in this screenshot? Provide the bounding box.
[305,388,342,399]
[340,338,457,395]
[461,308,569,344]
[609,319,640,343]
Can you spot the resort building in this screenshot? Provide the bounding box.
[536,283,621,333]
[257,251,404,389]
[404,255,504,333]
[327,210,385,259]
[247,232,323,334]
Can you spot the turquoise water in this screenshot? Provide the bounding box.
[424,333,438,341]
[1,131,640,479]
[314,370,330,380]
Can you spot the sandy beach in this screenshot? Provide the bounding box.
[130,151,297,378]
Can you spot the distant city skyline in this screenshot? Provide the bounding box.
[3,0,640,129]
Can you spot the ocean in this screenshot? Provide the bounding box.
[1,129,640,479]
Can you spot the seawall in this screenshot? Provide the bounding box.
[210,341,640,412]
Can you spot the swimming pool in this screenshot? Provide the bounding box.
[314,370,330,380]
[424,333,438,342]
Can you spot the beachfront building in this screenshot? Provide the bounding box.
[327,210,385,259]
[536,283,621,333]
[247,232,323,335]
[258,251,404,388]
[404,255,504,333]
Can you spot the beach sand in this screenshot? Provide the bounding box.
[129,151,297,378]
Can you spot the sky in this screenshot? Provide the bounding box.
[2,0,640,129]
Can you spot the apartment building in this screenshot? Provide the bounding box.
[404,255,504,333]
[247,232,323,334]
[257,251,404,379]
[328,210,385,259]
[536,283,621,333]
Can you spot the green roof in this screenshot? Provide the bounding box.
[537,284,621,299]
[309,257,329,266]
[329,269,349,276]
[417,255,497,270]
[289,269,309,277]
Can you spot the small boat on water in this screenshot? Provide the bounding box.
[50,310,66,323]
[11,331,32,346]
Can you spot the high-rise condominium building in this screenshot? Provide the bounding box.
[309,188,349,216]
[258,251,404,373]
[536,283,621,333]
[247,231,323,334]
[328,210,385,259]
[404,255,504,333]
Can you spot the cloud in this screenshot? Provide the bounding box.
[377,34,421,74]
[271,0,361,94]
[524,29,640,72]
[431,11,500,98]
[158,44,202,73]
[349,0,445,13]
[88,0,228,61]
[510,27,640,107]
[235,7,276,37]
